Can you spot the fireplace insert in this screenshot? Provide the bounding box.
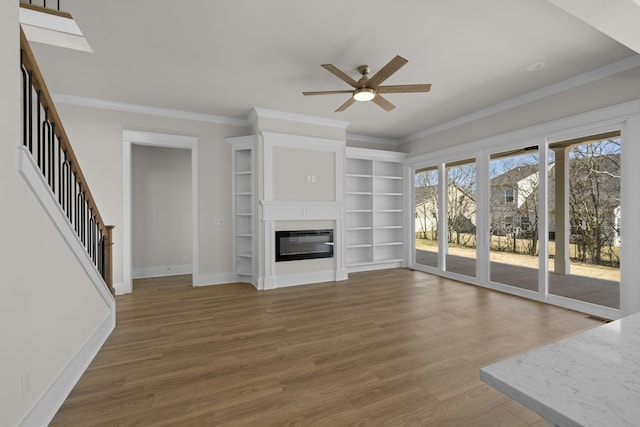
[275,229,334,262]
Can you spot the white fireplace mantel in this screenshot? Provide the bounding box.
[259,200,347,290]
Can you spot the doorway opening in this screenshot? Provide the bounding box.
[122,130,199,294]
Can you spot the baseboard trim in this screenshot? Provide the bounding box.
[346,261,406,274]
[195,272,238,287]
[113,281,127,295]
[19,310,115,427]
[132,264,193,279]
[272,270,339,289]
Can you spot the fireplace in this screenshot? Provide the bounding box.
[275,229,334,262]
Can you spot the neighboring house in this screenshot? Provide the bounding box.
[489,154,621,247]
[415,183,476,239]
[490,163,540,238]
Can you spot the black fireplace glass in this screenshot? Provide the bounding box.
[275,229,334,262]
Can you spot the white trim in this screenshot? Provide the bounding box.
[346,146,406,162]
[261,131,346,202]
[52,93,249,127]
[195,272,240,287]
[406,101,640,319]
[112,281,126,295]
[19,308,114,427]
[226,135,258,286]
[19,7,84,36]
[48,55,640,144]
[18,147,115,307]
[401,55,640,144]
[249,107,350,130]
[260,200,344,220]
[475,151,489,282]
[347,261,405,273]
[406,100,640,167]
[266,270,341,289]
[21,25,92,53]
[346,132,400,146]
[122,130,199,294]
[260,200,346,290]
[132,264,193,279]
[620,114,640,315]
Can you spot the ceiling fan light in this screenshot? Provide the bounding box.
[353,88,376,102]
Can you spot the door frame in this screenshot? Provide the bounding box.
[121,130,199,293]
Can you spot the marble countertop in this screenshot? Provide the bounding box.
[480,312,640,427]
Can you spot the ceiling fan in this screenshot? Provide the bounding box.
[303,55,431,112]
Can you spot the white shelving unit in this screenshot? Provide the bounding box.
[227,136,256,284]
[345,147,406,272]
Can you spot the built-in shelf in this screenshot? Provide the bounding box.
[228,136,257,283]
[345,147,406,273]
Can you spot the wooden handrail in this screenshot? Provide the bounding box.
[19,2,73,19]
[20,27,114,293]
[20,28,108,238]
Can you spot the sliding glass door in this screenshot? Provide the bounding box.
[445,160,476,278]
[410,130,623,316]
[414,166,439,268]
[548,134,621,309]
[489,148,539,291]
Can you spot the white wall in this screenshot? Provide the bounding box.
[0,3,111,425]
[272,147,335,201]
[132,145,192,276]
[53,104,249,288]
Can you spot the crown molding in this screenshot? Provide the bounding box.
[51,54,640,142]
[400,54,640,145]
[51,93,250,127]
[249,107,350,130]
[346,132,400,146]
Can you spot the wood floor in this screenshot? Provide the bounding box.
[416,249,619,308]
[51,269,600,426]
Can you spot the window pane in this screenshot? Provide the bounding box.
[445,160,476,277]
[489,149,539,291]
[414,167,439,268]
[548,136,620,309]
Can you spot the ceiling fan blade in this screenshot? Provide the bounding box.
[322,64,358,88]
[377,84,431,94]
[302,90,354,96]
[366,55,408,88]
[335,97,356,112]
[372,94,396,111]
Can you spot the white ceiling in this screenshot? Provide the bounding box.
[29,0,640,141]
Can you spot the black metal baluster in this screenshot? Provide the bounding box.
[27,71,33,153]
[59,147,64,207]
[38,104,44,170]
[78,192,85,245]
[49,124,55,193]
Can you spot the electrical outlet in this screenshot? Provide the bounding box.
[214,218,224,225]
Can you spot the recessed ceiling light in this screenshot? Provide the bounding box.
[526,62,545,72]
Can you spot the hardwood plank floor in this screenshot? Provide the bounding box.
[51,269,600,426]
[416,249,619,308]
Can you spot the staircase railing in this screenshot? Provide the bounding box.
[20,28,114,293]
[20,0,63,14]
